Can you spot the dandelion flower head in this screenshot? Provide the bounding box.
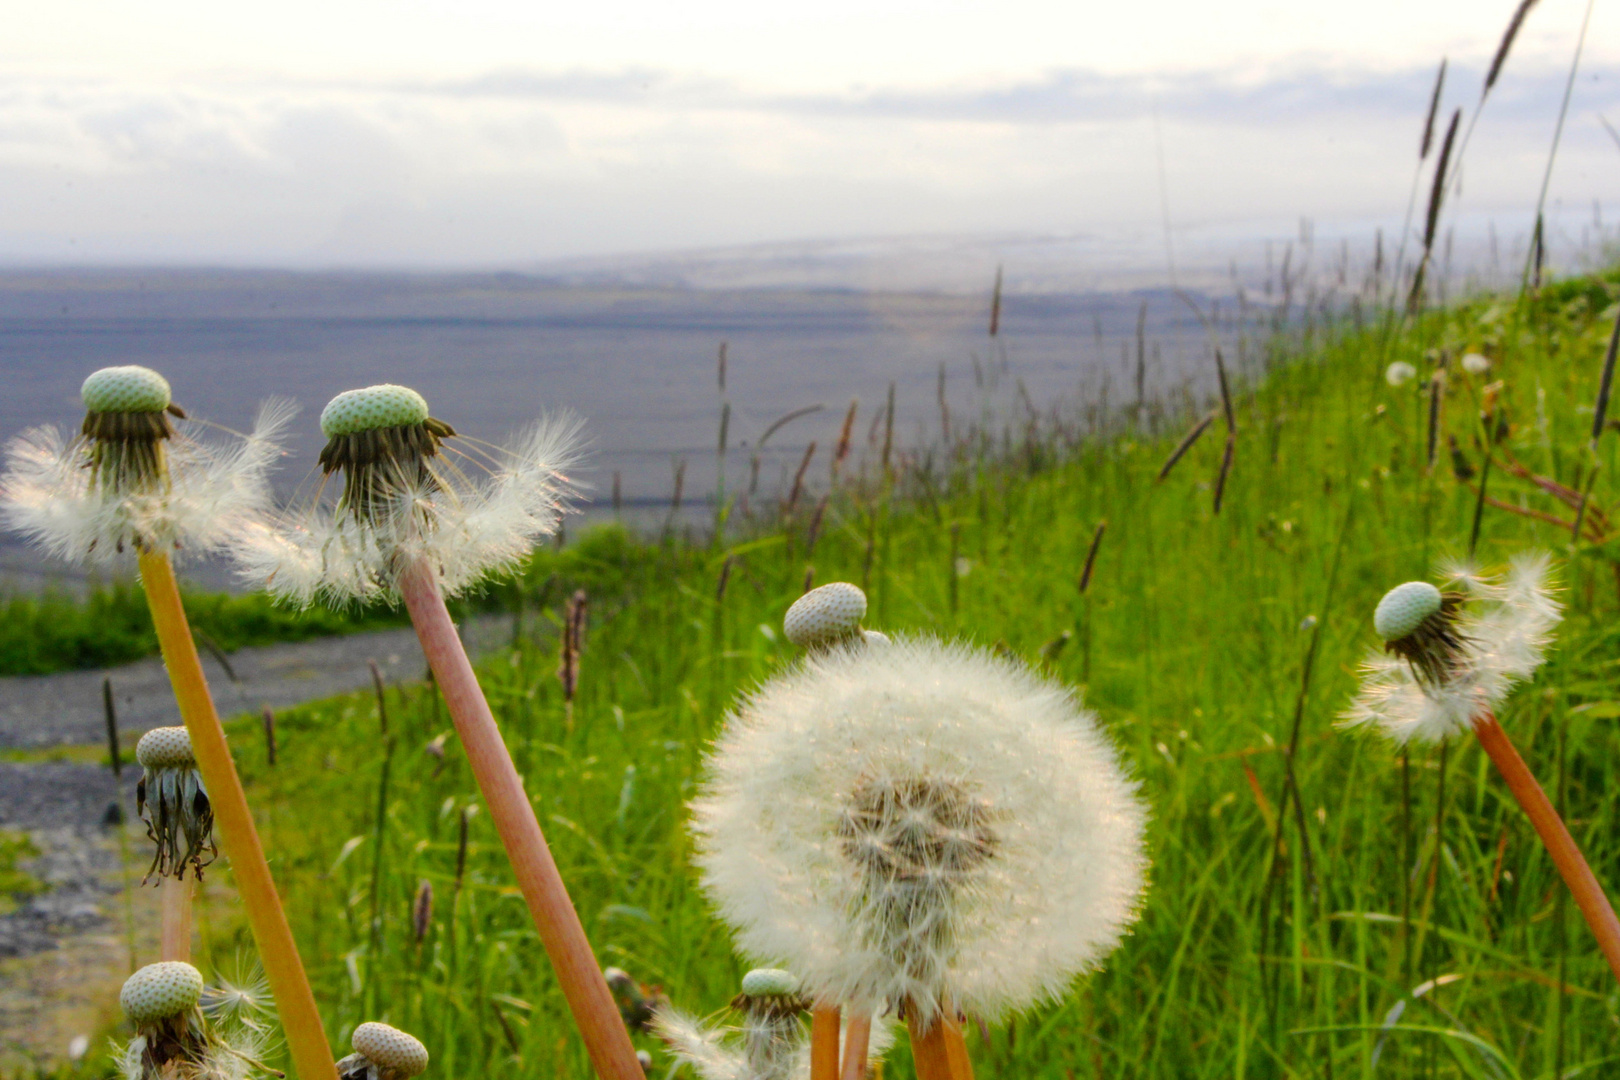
[135,726,215,883]
[1385,361,1418,387]
[117,961,276,1080]
[0,366,291,565]
[231,383,578,606]
[1343,552,1560,745]
[691,635,1148,1023]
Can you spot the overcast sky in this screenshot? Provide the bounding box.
[1,0,1616,271]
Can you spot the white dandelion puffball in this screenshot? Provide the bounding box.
[1385,361,1417,387]
[692,635,1147,1022]
[784,582,868,648]
[231,383,579,606]
[1461,352,1491,374]
[121,961,205,1024]
[0,367,292,566]
[653,1004,895,1080]
[1344,553,1560,745]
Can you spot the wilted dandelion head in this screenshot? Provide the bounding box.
[1344,553,1560,745]
[135,726,215,883]
[0,366,291,565]
[692,636,1147,1024]
[337,1022,429,1080]
[1385,361,1418,387]
[231,383,578,606]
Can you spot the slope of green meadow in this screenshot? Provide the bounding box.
[100,276,1620,1076]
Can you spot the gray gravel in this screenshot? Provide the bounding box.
[0,615,511,750]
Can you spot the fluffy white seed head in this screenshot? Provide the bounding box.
[741,969,800,998]
[1,397,292,566]
[784,583,867,648]
[1373,581,1443,641]
[653,1007,894,1080]
[351,1022,429,1077]
[82,366,172,414]
[692,635,1147,1021]
[121,961,204,1025]
[233,404,579,606]
[1461,353,1491,374]
[320,385,431,438]
[136,726,195,769]
[1344,553,1561,745]
[1385,361,1417,387]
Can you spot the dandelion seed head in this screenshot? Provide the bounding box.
[692,635,1147,1022]
[1,375,291,566]
[233,385,578,606]
[121,962,204,1025]
[136,726,195,770]
[346,1022,429,1079]
[1373,581,1442,641]
[740,969,800,999]
[1344,553,1561,745]
[1461,352,1491,374]
[1386,361,1417,387]
[784,583,867,649]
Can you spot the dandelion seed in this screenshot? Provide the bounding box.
[336,1022,429,1080]
[1385,361,1418,387]
[692,636,1147,1027]
[0,366,291,565]
[233,383,578,606]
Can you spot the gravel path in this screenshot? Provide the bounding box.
[0,618,512,1068]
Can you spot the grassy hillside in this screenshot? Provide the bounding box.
[107,277,1620,1077]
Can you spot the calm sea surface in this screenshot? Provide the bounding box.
[0,268,1228,586]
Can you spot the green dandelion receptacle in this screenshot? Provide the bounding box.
[319,384,432,438]
[741,968,800,998]
[81,366,172,416]
[1373,581,1442,642]
[120,961,204,1025]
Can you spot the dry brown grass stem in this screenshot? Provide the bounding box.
[989,264,1004,338]
[1213,432,1236,514]
[787,441,817,512]
[1157,409,1218,483]
[1426,373,1444,469]
[1421,59,1448,159]
[1215,349,1236,432]
[1486,0,1541,95]
[1592,298,1620,446]
[832,399,858,483]
[1078,522,1106,595]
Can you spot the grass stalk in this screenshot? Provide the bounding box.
[397,556,643,1080]
[905,1010,972,1080]
[1472,712,1620,981]
[136,548,336,1080]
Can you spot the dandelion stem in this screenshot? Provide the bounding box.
[1473,712,1620,981]
[810,1006,840,1080]
[159,875,192,962]
[137,548,336,1080]
[905,1009,973,1080]
[839,1012,871,1080]
[398,556,643,1080]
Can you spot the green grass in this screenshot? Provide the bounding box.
[72,275,1620,1077]
[0,583,408,676]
